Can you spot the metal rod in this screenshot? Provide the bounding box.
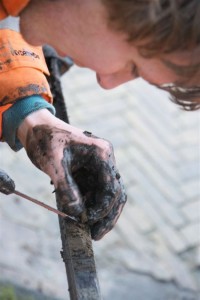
[43,49,102,299]
[14,190,77,221]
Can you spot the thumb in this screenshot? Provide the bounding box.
[55,150,84,216]
[55,177,84,217]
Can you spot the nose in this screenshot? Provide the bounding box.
[96,71,137,89]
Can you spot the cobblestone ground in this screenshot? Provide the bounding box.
[0,66,199,300]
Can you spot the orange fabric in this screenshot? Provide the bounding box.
[0,29,50,75]
[0,2,7,20]
[1,0,30,17]
[0,67,52,104]
[0,29,52,139]
[0,103,12,138]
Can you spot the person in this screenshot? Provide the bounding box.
[19,0,200,109]
[0,0,199,239]
[0,0,128,241]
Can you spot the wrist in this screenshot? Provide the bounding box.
[2,95,55,151]
[18,110,98,151]
[17,109,56,147]
[17,109,80,146]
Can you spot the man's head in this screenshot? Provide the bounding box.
[102,0,200,110]
[20,0,200,110]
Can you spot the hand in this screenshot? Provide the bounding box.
[0,169,15,195]
[24,124,127,240]
[17,110,127,240]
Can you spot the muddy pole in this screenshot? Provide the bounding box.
[44,46,102,300]
[58,215,101,299]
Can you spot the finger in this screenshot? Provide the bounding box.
[55,179,84,216]
[90,189,127,240]
[87,162,124,223]
[69,140,124,222]
[26,125,84,216]
[55,148,85,216]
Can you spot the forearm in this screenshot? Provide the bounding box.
[0,28,53,147]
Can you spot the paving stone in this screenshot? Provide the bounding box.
[181,201,200,223]
[180,180,200,200]
[149,232,198,290]
[177,145,199,162]
[127,161,185,214]
[0,195,50,230]
[123,202,155,233]
[114,147,133,167]
[195,246,200,268]
[127,157,182,206]
[115,208,155,253]
[128,131,180,181]
[179,161,199,181]
[126,111,176,148]
[180,223,200,248]
[158,224,188,253]
[180,246,200,271]
[98,264,200,300]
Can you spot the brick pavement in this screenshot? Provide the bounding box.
[0,66,199,300]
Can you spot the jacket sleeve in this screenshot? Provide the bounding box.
[0,28,53,139]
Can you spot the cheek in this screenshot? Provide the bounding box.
[83,44,128,73]
[138,61,178,85]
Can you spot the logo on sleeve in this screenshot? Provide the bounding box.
[11,49,40,59]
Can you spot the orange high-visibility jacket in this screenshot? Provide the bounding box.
[0,0,52,138]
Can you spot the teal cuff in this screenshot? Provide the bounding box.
[2,95,55,151]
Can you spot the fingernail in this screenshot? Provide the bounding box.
[83,130,92,137]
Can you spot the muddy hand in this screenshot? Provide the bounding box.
[73,152,127,240]
[0,169,15,195]
[61,128,127,240]
[25,124,127,238]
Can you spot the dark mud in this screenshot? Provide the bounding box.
[18,84,48,98]
[26,123,127,226]
[62,143,127,240]
[0,169,15,195]
[26,123,127,238]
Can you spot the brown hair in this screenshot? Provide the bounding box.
[102,0,200,110]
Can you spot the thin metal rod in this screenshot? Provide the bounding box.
[14,190,77,221]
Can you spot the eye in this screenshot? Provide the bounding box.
[131,64,139,77]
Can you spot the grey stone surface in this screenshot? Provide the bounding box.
[0,66,199,299]
[98,270,199,300]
